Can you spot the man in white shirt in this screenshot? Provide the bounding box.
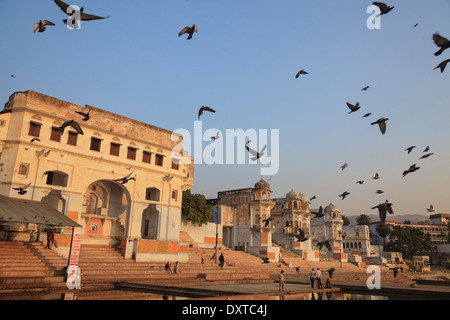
[315,268,323,289]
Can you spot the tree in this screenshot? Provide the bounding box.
[390,226,432,259]
[341,215,350,226]
[181,190,212,226]
[356,214,371,226]
[375,222,392,247]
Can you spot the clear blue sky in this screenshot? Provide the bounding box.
[1,0,450,217]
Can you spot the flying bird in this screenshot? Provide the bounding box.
[372,173,380,180]
[58,120,84,135]
[434,59,450,73]
[13,182,31,195]
[312,206,324,218]
[426,205,434,212]
[295,229,309,242]
[327,268,336,279]
[423,146,430,152]
[390,267,400,278]
[245,141,267,161]
[112,171,136,184]
[34,20,55,33]
[53,0,110,27]
[178,24,198,40]
[362,113,372,118]
[373,2,394,16]
[210,131,219,141]
[419,153,434,160]
[346,102,360,114]
[432,33,450,56]
[375,190,384,194]
[75,110,91,121]
[339,191,350,200]
[198,106,215,119]
[402,164,420,178]
[413,23,419,28]
[310,195,316,201]
[30,138,40,143]
[371,117,389,135]
[10,75,15,78]
[317,240,332,251]
[405,146,415,154]
[362,86,370,91]
[295,69,308,78]
[340,163,348,170]
[372,201,393,222]
[356,180,364,184]
[262,217,274,228]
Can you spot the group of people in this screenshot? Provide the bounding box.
[309,268,332,289]
[164,261,181,274]
[201,251,225,269]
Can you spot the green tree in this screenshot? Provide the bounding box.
[181,190,212,226]
[341,215,350,226]
[375,222,392,247]
[390,226,432,259]
[356,214,371,226]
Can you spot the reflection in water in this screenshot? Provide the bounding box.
[273,292,389,300]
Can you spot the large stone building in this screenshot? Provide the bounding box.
[0,90,194,262]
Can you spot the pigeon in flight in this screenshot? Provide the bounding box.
[432,33,450,56]
[371,117,389,135]
[372,173,380,180]
[375,190,384,194]
[434,59,450,73]
[405,146,415,154]
[346,102,360,114]
[426,205,434,212]
[245,141,267,161]
[390,267,401,278]
[58,120,84,135]
[34,20,55,33]
[295,229,309,242]
[423,146,430,152]
[113,171,136,184]
[356,180,364,184]
[10,75,15,78]
[339,191,350,200]
[317,240,332,251]
[362,86,370,91]
[371,201,393,222]
[310,195,316,201]
[373,2,394,16]
[295,69,308,78]
[30,138,40,143]
[262,217,274,228]
[13,182,31,195]
[419,153,434,160]
[402,164,420,178]
[413,23,419,28]
[362,113,372,118]
[198,106,215,119]
[312,206,324,218]
[178,24,198,40]
[75,109,91,121]
[340,163,348,170]
[210,131,219,141]
[53,0,110,27]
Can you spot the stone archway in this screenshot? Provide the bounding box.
[141,204,160,239]
[82,180,131,241]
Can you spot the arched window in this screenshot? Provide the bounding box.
[45,170,68,187]
[146,187,160,201]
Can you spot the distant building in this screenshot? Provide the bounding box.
[0,90,194,262]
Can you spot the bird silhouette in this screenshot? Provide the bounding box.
[317,240,332,251]
[198,106,215,119]
[58,120,84,135]
[295,229,309,242]
[373,2,394,16]
[432,33,450,56]
[13,182,31,195]
[434,59,450,73]
[372,173,380,180]
[362,86,370,91]
[390,267,400,278]
[75,109,91,121]
[178,24,198,39]
[371,201,393,222]
[112,171,136,184]
[405,146,416,154]
[327,268,336,279]
[245,141,267,161]
[426,205,434,212]
[402,164,420,178]
[295,69,309,78]
[210,131,219,141]
[356,180,364,184]
[262,217,274,228]
[260,257,270,264]
[34,20,55,33]
[312,206,324,218]
[340,163,348,170]
[30,138,40,143]
[375,190,384,194]
[339,191,350,200]
[371,118,389,135]
[53,0,110,27]
[419,153,434,160]
[413,23,419,28]
[346,102,360,114]
[362,113,372,118]
[423,146,430,152]
[310,195,316,201]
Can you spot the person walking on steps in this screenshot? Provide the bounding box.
[315,268,323,289]
[310,268,316,288]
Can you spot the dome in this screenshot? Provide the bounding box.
[298,192,309,203]
[324,203,339,213]
[285,189,301,200]
[254,178,270,190]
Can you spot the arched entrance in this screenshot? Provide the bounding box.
[81,180,131,243]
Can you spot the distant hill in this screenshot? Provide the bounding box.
[345,214,430,226]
